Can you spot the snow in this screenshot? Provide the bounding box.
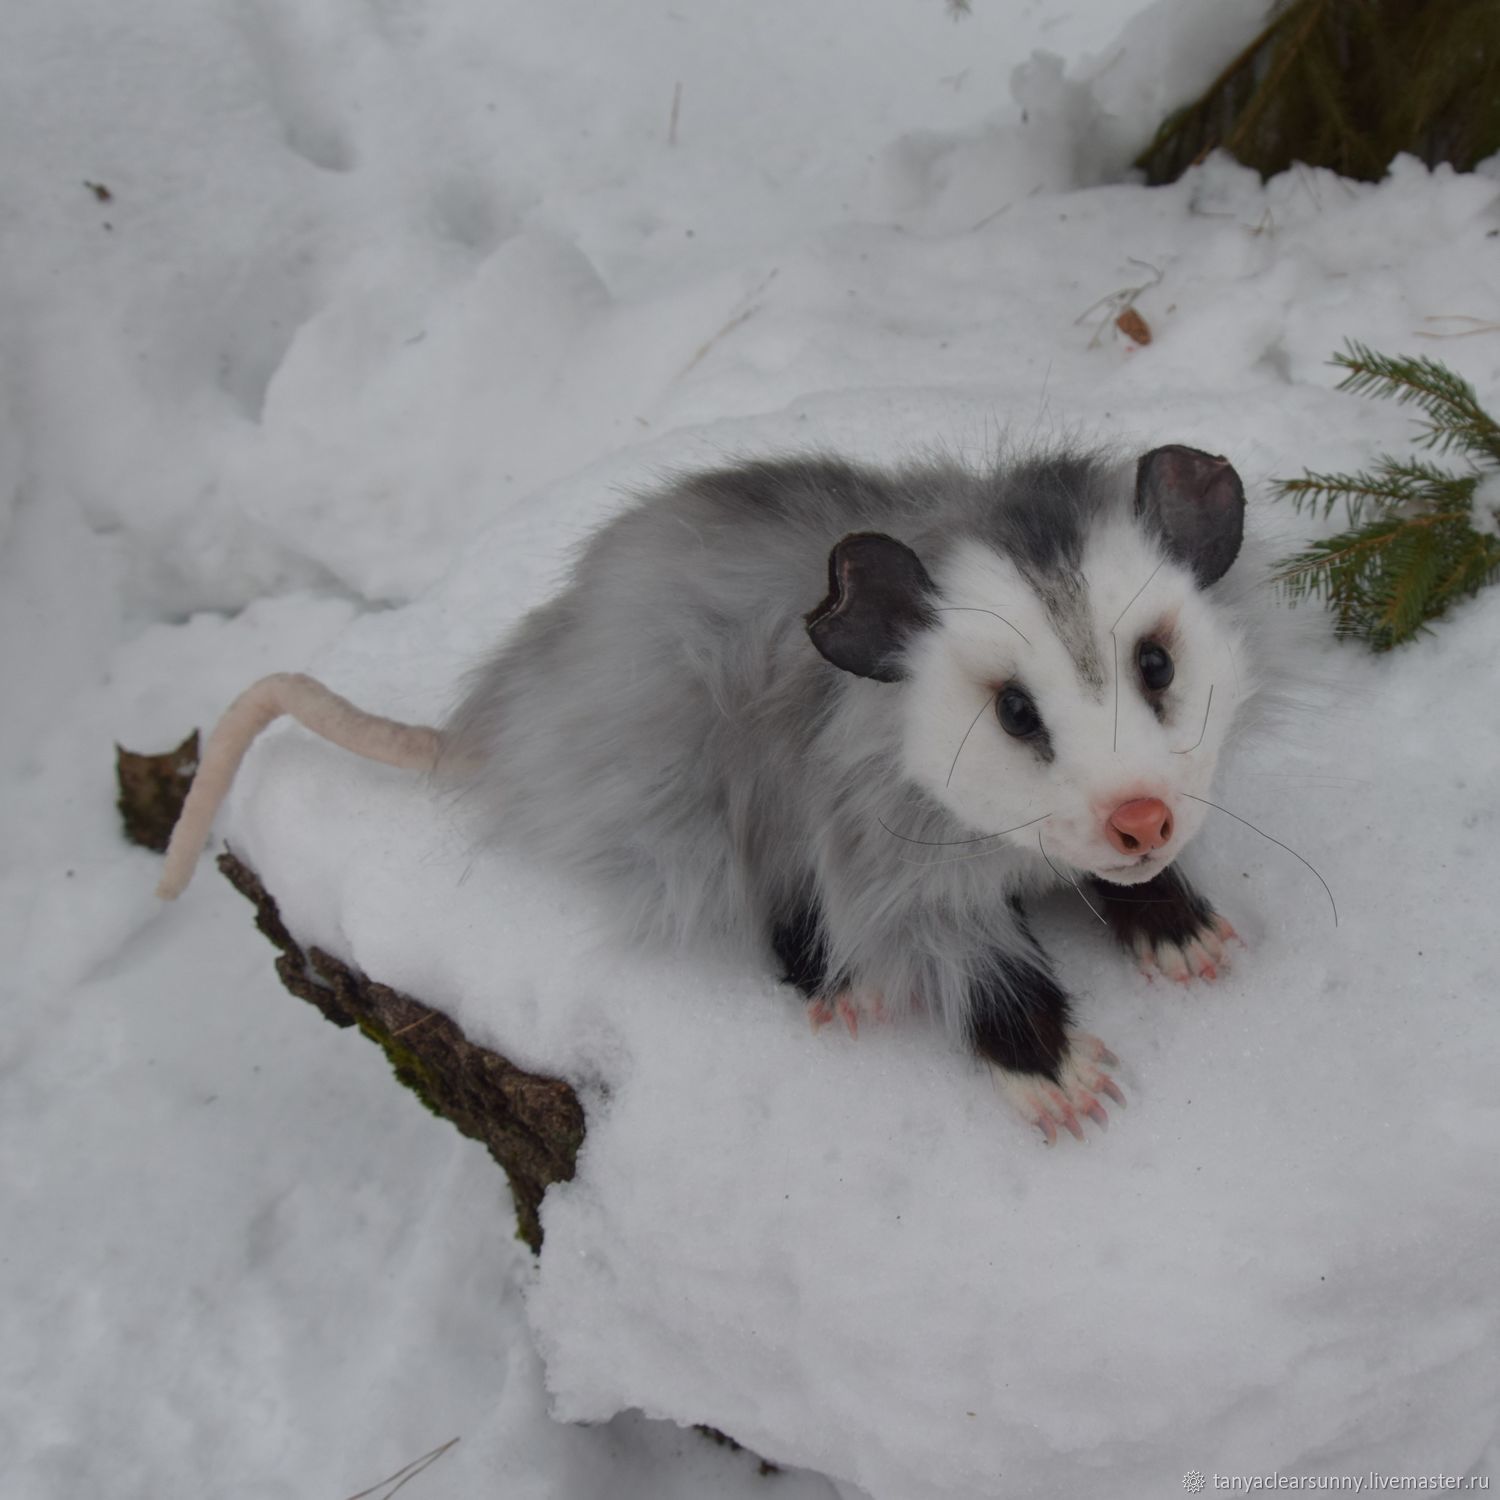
[4,0,1500,1496]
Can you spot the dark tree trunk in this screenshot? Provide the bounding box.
[1135,0,1500,186]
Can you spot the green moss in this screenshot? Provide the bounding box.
[357,1017,445,1119]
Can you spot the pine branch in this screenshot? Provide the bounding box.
[1273,342,1500,650]
[1274,455,1477,525]
[1274,518,1411,595]
[1277,514,1493,650]
[1332,342,1500,463]
[1376,524,1442,642]
[1437,533,1500,599]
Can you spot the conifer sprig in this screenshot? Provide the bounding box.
[1273,344,1500,650]
[1331,342,1500,463]
[1276,455,1467,526]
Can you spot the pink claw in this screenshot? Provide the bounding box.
[1047,1087,1086,1142]
[1075,1033,1120,1070]
[1000,1040,1121,1144]
[836,995,860,1039]
[808,1000,836,1033]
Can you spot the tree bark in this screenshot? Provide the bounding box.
[217,851,585,1252]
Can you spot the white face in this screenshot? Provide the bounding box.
[899,525,1247,885]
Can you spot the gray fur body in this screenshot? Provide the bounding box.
[441,449,1268,1085]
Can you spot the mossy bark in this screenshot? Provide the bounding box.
[215,853,788,1474]
[117,732,200,852]
[216,851,585,1252]
[1135,0,1500,186]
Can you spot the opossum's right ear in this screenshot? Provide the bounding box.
[805,532,937,683]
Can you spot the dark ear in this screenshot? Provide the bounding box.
[805,532,936,682]
[1135,445,1245,587]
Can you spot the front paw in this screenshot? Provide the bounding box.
[807,986,887,1038]
[1133,913,1239,983]
[992,1030,1126,1145]
[1088,868,1240,985]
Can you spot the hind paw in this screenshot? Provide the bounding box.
[808,987,887,1039]
[1134,914,1239,984]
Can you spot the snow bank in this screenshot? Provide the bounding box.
[224,157,1500,1496]
[6,0,1500,1492]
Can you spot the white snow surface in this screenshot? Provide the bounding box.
[5,1,1500,1496]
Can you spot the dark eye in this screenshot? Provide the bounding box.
[1137,640,1174,693]
[996,686,1042,739]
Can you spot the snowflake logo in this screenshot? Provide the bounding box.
[1183,1474,1207,1495]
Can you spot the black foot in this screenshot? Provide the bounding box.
[1088,867,1237,982]
[968,947,1124,1143]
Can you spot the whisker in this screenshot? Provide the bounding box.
[1031,358,1054,438]
[1172,682,1214,754]
[1112,631,1120,755]
[934,606,1031,646]
[345,1437,461,1500]
[1109,557,1168,638]
[1038,829,1107,925]
[1109,558,1167,752]
[947,690,998,788]
[1180,791,1338,926]
[879,811,1052,848]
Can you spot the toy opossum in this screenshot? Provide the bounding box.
[159,443,1264,1143]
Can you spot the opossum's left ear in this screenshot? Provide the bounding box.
[1136,445,1245,587]
[805,532,937,682]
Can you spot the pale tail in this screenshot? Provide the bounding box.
[155,673,441,899]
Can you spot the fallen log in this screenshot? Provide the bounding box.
[215,851,585,1253]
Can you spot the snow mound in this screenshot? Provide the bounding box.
[223,157,1500,1499]
[9,0,1500,1488]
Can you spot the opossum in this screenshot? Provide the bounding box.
[159,443,1265,1143]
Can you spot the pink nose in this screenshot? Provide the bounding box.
[1106,797,1174,855]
